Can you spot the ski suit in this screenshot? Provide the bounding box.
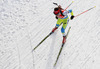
[55,9,74,36]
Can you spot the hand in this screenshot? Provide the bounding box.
[70,15,75,20]
[55,16,58,19]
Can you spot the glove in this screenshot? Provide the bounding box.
[55,16,58,19]
[70,15,75,20]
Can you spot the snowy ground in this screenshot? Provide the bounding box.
[0,0,100,69]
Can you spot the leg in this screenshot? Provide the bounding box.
[52,18,63,32]
[56,18,63,27]
[61,23,67,43]
[61,19,69,43]
[61,19,69,36]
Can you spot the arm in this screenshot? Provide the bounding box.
[68,9,74,20]
[68,9,74,16]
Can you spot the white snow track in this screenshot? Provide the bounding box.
[0,0,100,69]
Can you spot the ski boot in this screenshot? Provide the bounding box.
[52,27,58,33]
[62,35,66,44]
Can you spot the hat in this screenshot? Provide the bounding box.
[53,7,60,15]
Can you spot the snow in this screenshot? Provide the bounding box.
[0,0,100,69]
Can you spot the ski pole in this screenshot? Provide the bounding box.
[53,1,74,11]
[64,1,74,11]
[75,6,96,18]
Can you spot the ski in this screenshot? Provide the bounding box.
[33,32,53,51]
[54,27,71,67]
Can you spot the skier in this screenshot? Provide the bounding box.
[52,5,74,43]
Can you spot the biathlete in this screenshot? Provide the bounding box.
[52,5,75,43]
